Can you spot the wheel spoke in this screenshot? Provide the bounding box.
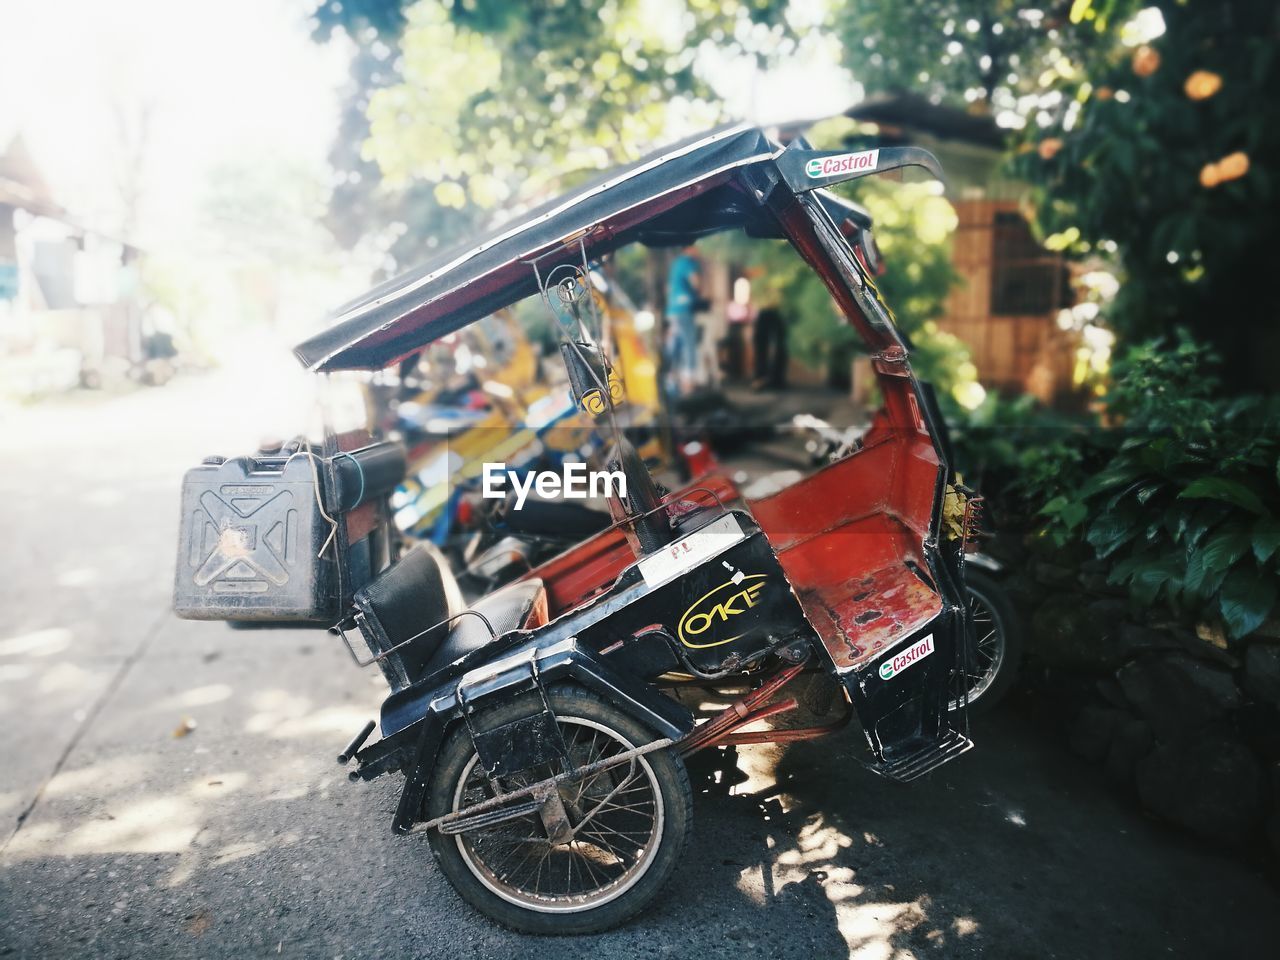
[577,832,628,866]
[949,589,1009,709]
[530,845,552,895]
[452,714,664,912]
[588,796,656,816]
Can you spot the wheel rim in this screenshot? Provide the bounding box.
[451,716,666,913]
[949,583,1007,711]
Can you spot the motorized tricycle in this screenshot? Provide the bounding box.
[175,126,980,934]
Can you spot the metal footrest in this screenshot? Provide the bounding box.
[876,729,972,783]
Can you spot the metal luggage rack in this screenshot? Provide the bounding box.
[331,609,498,671]
[960,492,985,548]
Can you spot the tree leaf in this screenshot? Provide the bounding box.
[1079,462,1143,499]
[1129,557,1179,608]
[1107,554,1144,586]
[1136,482,1164,505]
[1178,477,1268,515]
[1061,501,1088,530]
[1186,502,1229,547]
[1254,516,1280,564]
[1201,527,1252,572]
[1164,509,1189,543]
[1184,547,1207,594]
[1087,513,1137,559]
[1039,495,1069,515]
[1185,547,1229,600]
[1218,565,1279,639]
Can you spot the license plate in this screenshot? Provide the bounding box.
[638,513,744,587]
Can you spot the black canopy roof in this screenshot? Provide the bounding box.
[295,125,783,372]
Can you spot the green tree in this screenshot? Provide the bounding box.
[829,0,1134,110]
[312,1,482,269]
[312,0,793,267]
[1033,332,1280,639]
[1016,0,1280,393]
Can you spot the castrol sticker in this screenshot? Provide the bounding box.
[878,634,935,681]
[805,149,879,179]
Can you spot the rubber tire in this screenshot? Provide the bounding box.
[959,567,1023,715]
[424,685,693,935]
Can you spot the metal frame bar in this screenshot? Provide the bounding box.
[588,484,732,544]
[717,703,854,746]
[407,737,674,836]
[334,609,498,669]
[676,660,808,756]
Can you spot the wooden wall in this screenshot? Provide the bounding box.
[944,199,1079,403]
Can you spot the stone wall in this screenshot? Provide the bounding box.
[997,538,1280,857]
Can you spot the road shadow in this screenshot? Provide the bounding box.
[3,376,1279,958]
[4,631,1280,959]
[656,714,1280,960]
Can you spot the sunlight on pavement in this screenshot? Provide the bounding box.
[54,567,101,588]
[0,663,35,683]
[158,683,235,710]
[37,662,102,695]
[210,839,270,867]
[836,900,921,960]
[81,488,124,507]
[781,817,856,864]
[186,771,250,797]
[263,782,317,803]
[0,626,73,657]
[243,688,371,740]
[7,796,202,860]
[726,742,984,958]
[44,756,150,798]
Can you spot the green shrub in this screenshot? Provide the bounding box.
[949,393,1096,521]
[1034,332,1280,639]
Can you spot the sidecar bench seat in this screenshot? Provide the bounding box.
[421,578,547,677]
[351,544,546,690]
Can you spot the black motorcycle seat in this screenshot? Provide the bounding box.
[353,545,457,688]
[352,543,544,689]
[421,578,547,677]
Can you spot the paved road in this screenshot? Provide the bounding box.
[2,364,1278,959]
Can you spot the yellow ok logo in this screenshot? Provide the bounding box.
[678,576,767,648]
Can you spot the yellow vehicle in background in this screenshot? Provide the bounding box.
[382,284,667,551]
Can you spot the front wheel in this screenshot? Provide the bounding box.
[949,567,1022,714]
[424,686,692,934]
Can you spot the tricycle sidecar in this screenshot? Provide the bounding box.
[184,125,979,934]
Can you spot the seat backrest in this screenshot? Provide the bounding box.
[352,543,461,689]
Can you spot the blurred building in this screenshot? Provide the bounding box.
[846,92,1078,403]
[0,133,147,398]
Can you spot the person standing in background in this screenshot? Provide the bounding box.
[724,296,751,381]
[752,305,788,389]
[665,244,702,396]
